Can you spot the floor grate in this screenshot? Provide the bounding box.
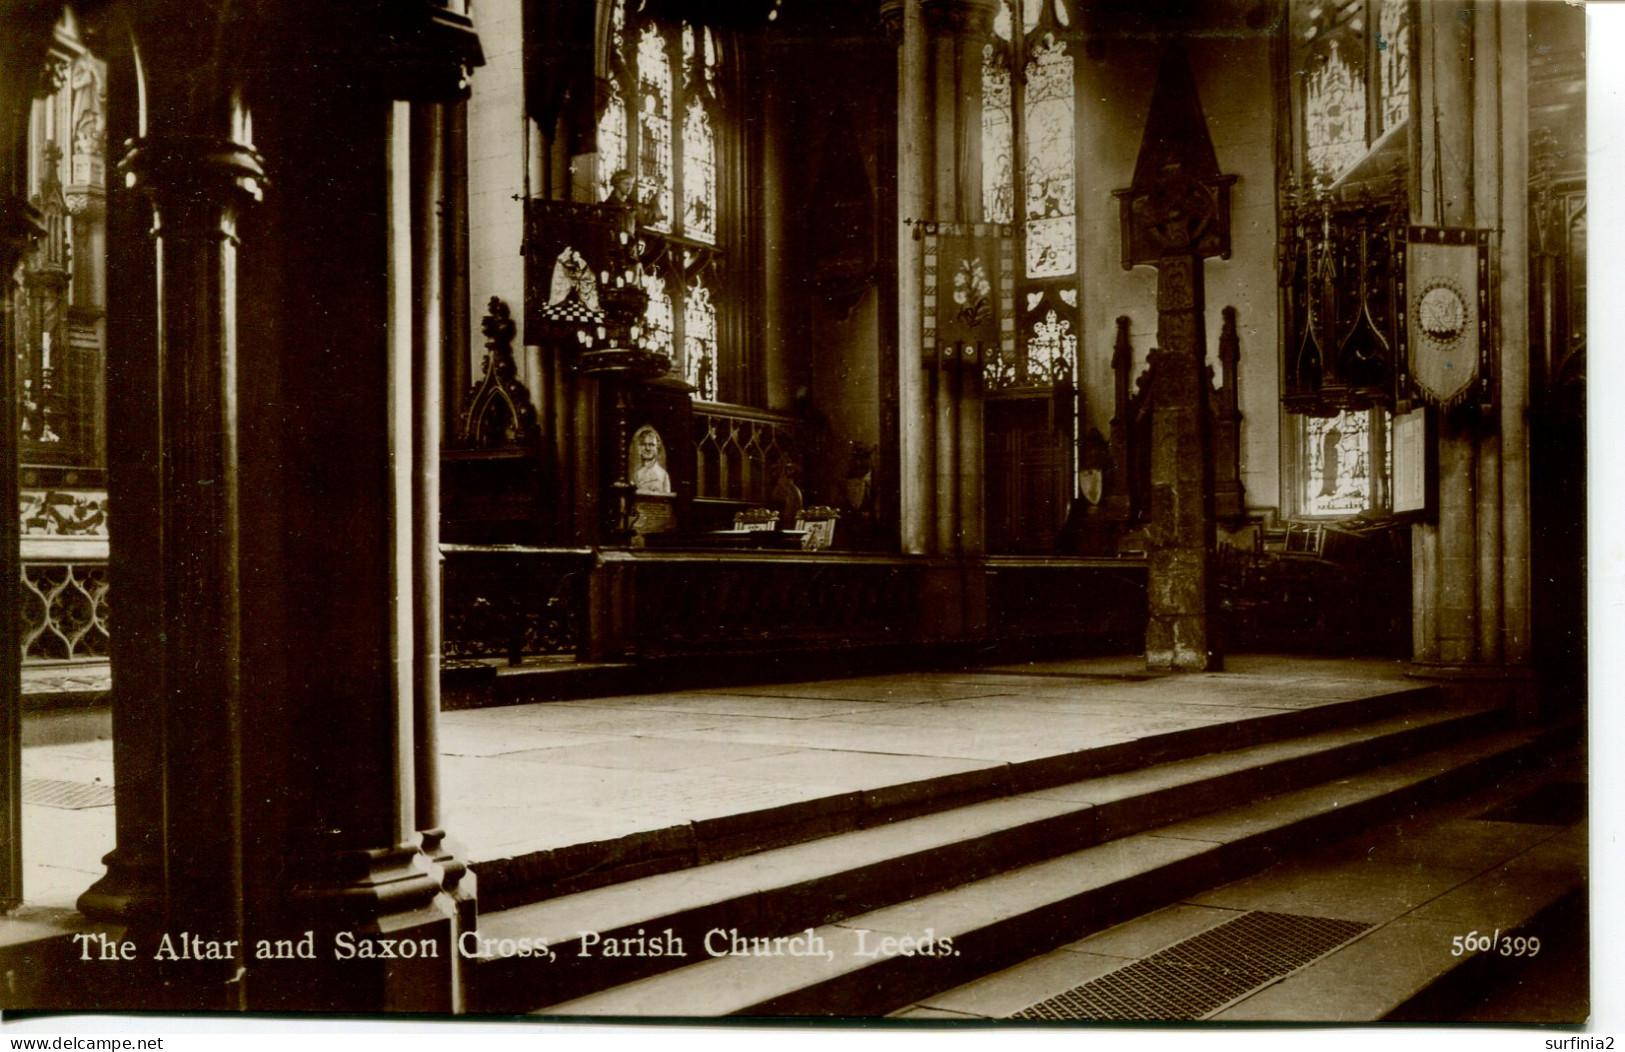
[21,778,116,810]
[1010,911,1371,1021]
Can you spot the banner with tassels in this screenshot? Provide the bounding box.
[1399,226,1491,410]
[922,223,1014,375]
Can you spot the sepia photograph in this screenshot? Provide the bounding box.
[0,0,1601,1032]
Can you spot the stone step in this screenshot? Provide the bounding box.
[530,721,1564,1017]
[471,683,1447,912]
[467,692,1503,1013]
[901,752,1586,1022]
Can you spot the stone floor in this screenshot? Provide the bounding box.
[15,653,1421,911]
[20,662,111,695]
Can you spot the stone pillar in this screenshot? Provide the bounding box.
[1409,0,1530,691]
[1105,316,1134,523]
[1413,0,1475,670]
[0,17,60,908]
[935,0,993,562]
[1212,306,1245,522]
[0,189,34,905]
[891,0,936,555]
[930,18,960,556]
[411,99,476,944]
[78,40,166,929]
[1497,2,1532,669]
[76,0,482,1013]
[73,5,269,1008]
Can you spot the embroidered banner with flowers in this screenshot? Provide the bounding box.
[922,223,1015,375]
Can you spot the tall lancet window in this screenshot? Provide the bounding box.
[979,0,1083,554]
[1377,0,1410,134]
[979,0,1080,393]
[981,5,1014,226]
[1021,28,1075,279]
[637,25,674,232]
[597,2,728,402]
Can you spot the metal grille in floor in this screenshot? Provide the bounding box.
[1009,911,1371,1021]
[21,778,115,809]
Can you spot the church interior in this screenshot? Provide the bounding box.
[0,0,1590,1021]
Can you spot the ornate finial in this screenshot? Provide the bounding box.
[1112,315,1134,372]
[460,296,537,447]
[480,295,517,353]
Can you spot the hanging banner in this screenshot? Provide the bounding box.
[1399,226,1490,409]
[922,223,1014,373]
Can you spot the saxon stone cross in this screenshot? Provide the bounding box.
[1114,44,1235,672]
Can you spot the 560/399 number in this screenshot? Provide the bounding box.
[1450,929,1540,957]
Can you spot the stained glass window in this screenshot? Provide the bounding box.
[683,283,718,400]
[1301,409,1390,516]
[637,26,674,231]
[598,89,627,202]
[1026,309,1077,387]
[597,2,629,200]
[1022,0,1042,34]
[981,41,1013,226]
[644,281,675,358]
[683,97,716,243]
[979,0,1078,393]
[1023,33,1075,279]
[1295,0,1412,182]
[1304,38,1365,179]
[1378,0,1409,133]
[599,2,734,402]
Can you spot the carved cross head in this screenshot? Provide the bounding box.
[1115,42,1235,268]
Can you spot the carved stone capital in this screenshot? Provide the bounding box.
[879,0,905,45]
[120,136,266,217]
[64,185,107,220]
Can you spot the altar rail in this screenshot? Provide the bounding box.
[19,533,110,665]
[22,545,1144,676]
[588,551,1146,663]
[21,557,110,663]
[440,545,595,665]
